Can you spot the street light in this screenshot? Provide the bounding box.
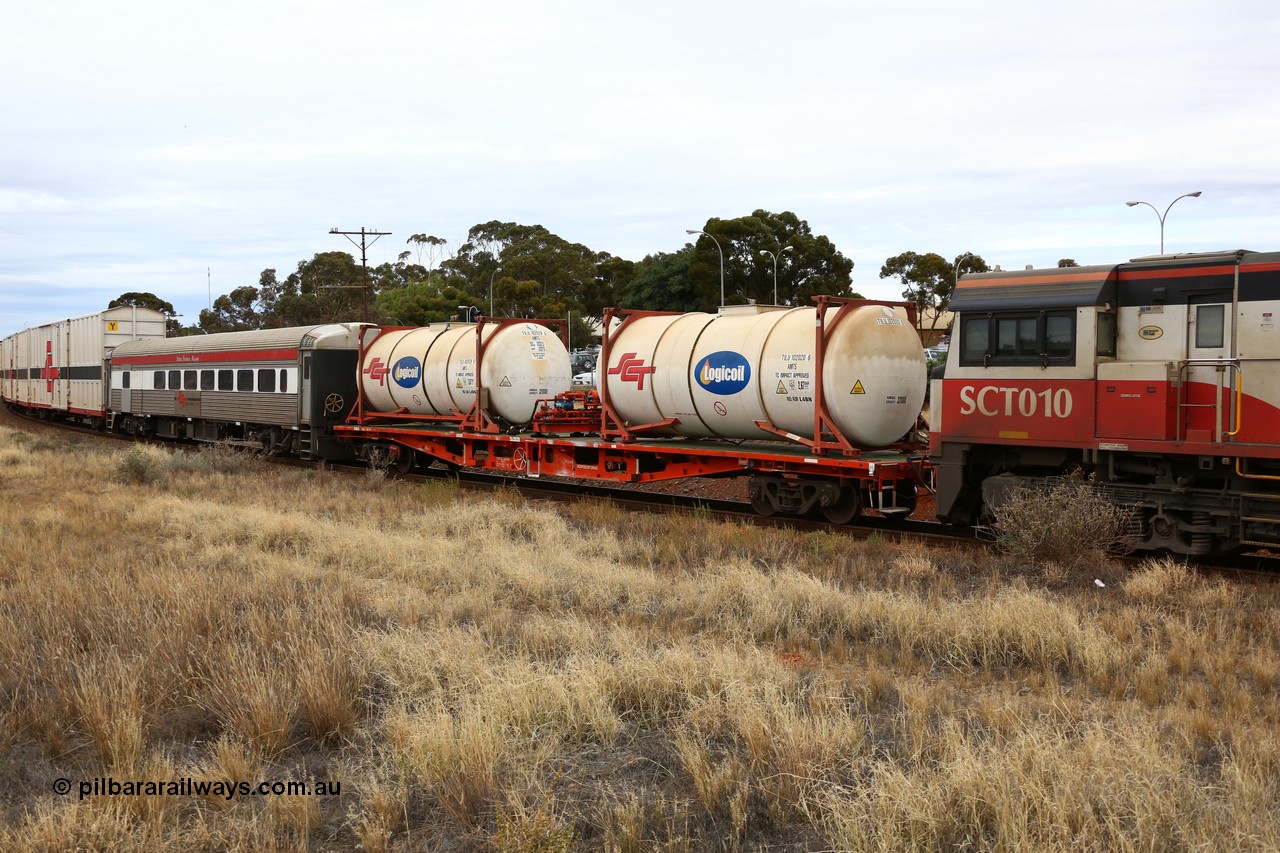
[758,246,794,305]
[488,266,502,317]
[953,252,975,289]
[686,229,725,307]
[1125,192,1202,255]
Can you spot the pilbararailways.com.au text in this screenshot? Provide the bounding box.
[54,776,341,801]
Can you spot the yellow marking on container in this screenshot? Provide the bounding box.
[776,380,787,394]
[851,380,865,395]
[998,430,1029,439]
[107,321,119,332]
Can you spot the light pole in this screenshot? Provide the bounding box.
[1125,192,1202,255]
[488,266,502,317]
[686,229,725,307]
[953,252,975,289]
[758,246,794,305]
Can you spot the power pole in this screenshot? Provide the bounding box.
[329,227,391,322]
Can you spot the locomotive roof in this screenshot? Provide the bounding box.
[110,323,366,357]
[950,249,1280,312]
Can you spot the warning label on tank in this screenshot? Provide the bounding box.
[499,376,512,387]
[851,380,866,395]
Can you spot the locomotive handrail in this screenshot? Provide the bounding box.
[1228,370,1244,438]
[1176,358,1241,443]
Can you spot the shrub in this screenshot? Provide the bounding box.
[985,471,1135,566]
[115,446,168,485]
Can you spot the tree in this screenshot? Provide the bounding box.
[687,210,856,310]
[376,275,482,326]
[620,248,700,311]
[199,286,265,332]
[443,221,623,323]
[1057,258,1080,268]
[406,234,449,270]
[880,251,989,336]
[109,291,182,335]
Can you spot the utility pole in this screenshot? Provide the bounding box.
[329,227,391,322]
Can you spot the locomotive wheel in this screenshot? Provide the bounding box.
[323,393,346,415]
[821,485,862,525]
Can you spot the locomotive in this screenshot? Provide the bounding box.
[10,247,1280,557]
[933,248,1280,555]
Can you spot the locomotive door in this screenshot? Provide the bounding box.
[1182,290,1236,441]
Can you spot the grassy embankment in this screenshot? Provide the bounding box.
[0,424,1277,851]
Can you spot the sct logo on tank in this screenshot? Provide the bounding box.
[391,356,422,388]
[694,352,751,395]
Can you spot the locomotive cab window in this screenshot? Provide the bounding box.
[959,310,1077,367]
[1096,311,1117,358]
[1195,304,1225,349]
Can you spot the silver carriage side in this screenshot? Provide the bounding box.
[107,323,369,458]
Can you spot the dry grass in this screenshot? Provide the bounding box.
[0,418,1277,850]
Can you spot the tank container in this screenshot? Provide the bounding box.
[604,305,925,446]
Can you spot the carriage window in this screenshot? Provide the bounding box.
[183,370,198,390]
[168,370,181,390]
[218,369,233,391]
[279,369,289,393]
[200,370,214,391]
[257,368,276,393]
[237,369,254,391]
[153,371,165,390]
[1195,304,1225,349]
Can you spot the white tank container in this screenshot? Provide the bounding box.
[360,322,571,424]
[604,305,925,446]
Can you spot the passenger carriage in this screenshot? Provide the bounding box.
[107,324,367,459]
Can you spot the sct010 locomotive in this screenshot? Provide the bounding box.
[933,248,1280,555]
[7,247,1280,557]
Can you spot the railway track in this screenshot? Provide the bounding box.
[7,402,1278,579]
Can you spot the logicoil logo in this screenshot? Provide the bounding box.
[694,351,751,395]
[392,356,422,388]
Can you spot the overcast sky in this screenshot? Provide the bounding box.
[3,0,1278,337]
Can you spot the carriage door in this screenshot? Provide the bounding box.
[300,354,312,424]
[1182,290,1236,441]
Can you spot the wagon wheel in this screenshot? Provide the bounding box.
[821,484,862,525]
[323,393,346,415]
